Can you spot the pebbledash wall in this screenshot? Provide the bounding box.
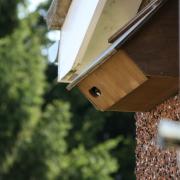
[135,1,180,178]
[135,95,180,179]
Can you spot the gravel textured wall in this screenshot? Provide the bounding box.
[135,95,180,179]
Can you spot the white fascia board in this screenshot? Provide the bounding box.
[58,0,107,82]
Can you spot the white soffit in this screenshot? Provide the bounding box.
[58,0,142,82]
[58,0,106,82]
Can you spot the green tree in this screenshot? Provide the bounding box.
[0,0,136,179]
[0,0,24,37]
[0,14,45,175]
[0,4,120,180]
[5,101,120,180]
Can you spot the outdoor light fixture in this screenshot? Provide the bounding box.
[158,119,180,168]
[158,119,180,149]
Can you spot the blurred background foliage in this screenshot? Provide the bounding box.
[0,0,136,179]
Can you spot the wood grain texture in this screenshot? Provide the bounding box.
[109,76,179,112]
[76,0,178,112]
[78,50,147,111]
[121,0,178,77]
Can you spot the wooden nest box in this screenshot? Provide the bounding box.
[47,0,179,112]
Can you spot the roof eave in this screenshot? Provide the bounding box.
[46,0,72,30]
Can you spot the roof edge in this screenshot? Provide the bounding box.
[46,0,72,30]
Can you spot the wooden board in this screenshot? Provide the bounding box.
[112,0,178,77]
[109,76,179,112]
[58,0,142,82]
[68,0,179,112]
[75,0,142,79]
[78,50,147,111]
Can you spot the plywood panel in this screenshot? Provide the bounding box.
[109,76,179,112]
[78,50,147,111]
[114,0,178,77]
[77,0,142,76]
[58,0,142,82]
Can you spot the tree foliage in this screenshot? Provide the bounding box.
[0,12,45,175]
[0,1,136,179]
[0,0,24,37]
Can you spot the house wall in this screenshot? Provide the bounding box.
[135,95,180,179]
